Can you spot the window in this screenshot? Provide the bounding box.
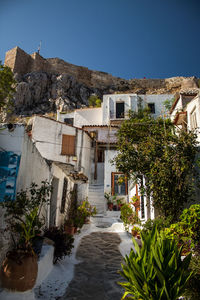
[64,118,74,126]
[60,177,68,213]
[97,149,104,162]
[116,102,125,118]
[61,135,75,155]
[190,108,197,130]
[147,103,155,114]
[111,173,128,196]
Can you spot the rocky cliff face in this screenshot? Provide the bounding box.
[12,71,128,116]
[12,71,199,117]
[4,47,199,118]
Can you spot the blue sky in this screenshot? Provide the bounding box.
[1,0,199,79]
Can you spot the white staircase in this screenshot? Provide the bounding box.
[88,184,106,214]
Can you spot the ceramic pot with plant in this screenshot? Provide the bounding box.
[116,198,124,211]
[0,181,51,292]
[77,200,97,225]
[107,201,113,211]
[131,196,140,207]
[131,226,141,239]
[64,219,77,235]
[0,207,39,291]
[104,192,113,211]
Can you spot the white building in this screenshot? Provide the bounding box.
[170,90,200,140]
[58,93,174,221]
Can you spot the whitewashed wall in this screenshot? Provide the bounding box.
[0,124,24,154]
[31,116,91,177]
[83,126,118,143]
[104,150,117,194]
[17,133,51,192]
[57,111,75,122]
[32,116,76,164]
[102,94,174,124]
[170,96,183,121]
[51,163,74,227]
[139,94,174,117]
[17,133,52,227]
[57,108,102,127]
[186,95,200,143]
[81,131,92,180]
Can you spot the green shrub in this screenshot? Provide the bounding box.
[142,217,171,234]
[120,203,140,231]
[184,254,200,299]
[119,225,192,300]
[43,226,74,264]
[165,204,200,253]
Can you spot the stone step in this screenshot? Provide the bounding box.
[88,196,104,200]
[88,189,104,193]
[88,188,104,192]
[88,198,105,203]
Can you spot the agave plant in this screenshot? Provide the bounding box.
[119,225,192,300]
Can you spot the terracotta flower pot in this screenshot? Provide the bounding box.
[64,225,77,235]
[0,253,38,292]
[133,200,140,207]
[108,203,113,211]
[131,230,138,237]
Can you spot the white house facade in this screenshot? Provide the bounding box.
[57,93,174,222]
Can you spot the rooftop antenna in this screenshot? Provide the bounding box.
[37,40,42,54]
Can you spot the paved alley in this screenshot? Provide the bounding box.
[60,232,124,300]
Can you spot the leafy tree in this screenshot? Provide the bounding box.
[88,95,101,107]
[114,109,198,221]
[0,61,16,112]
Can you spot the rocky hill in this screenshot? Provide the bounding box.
[4,46,200,118]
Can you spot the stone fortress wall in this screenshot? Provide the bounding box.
[4,46,122,88]
[4,46,199,93]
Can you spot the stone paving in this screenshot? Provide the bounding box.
[60,231,124,300]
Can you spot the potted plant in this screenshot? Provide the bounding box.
[131,225,141,239]
[131,195,140,207]
[64,199,96,234]
[107,200,113,211]
[0,181,51,292]
[64,189,78,234]
[64,219,78,235]
[43,226,74,264]
[116,198,124,210]
[76,200,96,227]
[104,192,113,211]
[112,195,118,211]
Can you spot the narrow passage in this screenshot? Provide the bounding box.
[60,232,124,300]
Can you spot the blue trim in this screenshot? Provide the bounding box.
[0,151,21,202]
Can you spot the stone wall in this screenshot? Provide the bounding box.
[4,46,33,74]
[4,47,122,89]
[4,47,199,93]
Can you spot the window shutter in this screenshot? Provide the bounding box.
[61,135,75,155]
